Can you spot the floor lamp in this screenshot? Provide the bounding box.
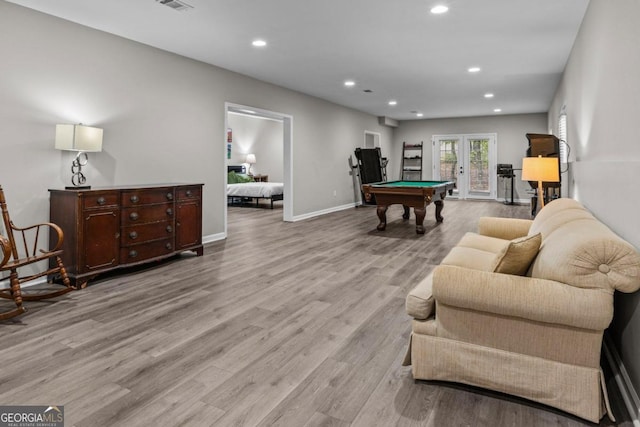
[521,155,560,209]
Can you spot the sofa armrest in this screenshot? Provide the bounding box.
[478,217,533,240]
[406,272,435,320]
[432,265,613,331]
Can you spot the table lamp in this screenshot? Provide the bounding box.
[521,155,559,209]
[55,124,103,189]
[246,153,256,175]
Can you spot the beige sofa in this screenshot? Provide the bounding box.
[403,198,640,423]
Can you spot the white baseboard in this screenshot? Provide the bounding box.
[603,333,640,426]
[0,277,45,290]
[291,202,356,222]
[498,198,531,205]
[202,232,226,244]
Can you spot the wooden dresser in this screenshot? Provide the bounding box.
[49,184,203,288]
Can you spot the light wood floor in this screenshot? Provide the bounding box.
[0,200,630,426]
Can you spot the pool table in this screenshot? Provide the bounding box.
[361,180,456,234]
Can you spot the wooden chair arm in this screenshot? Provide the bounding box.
[0,235,10,267]
[8,221,65,254]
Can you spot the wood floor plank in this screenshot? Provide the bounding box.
[0,200,624,426]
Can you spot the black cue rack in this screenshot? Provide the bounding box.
[497,164,516,205]
[354,147,388,205]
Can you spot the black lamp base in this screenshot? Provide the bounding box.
[66,185,91,190]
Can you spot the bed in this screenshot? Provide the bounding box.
[227,165,284,209]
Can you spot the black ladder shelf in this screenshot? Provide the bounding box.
[401,141,423,181]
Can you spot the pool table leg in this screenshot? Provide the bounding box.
[434,200,445,222]
[402,205,410,220]
[414,207,426,234]
[376,205,388,231]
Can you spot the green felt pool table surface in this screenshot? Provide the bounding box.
[368,180,452,188]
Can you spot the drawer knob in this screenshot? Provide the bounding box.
[129,250,138,258]
[166,208,173,216]
[165,242,173,250]
[186,190,192,197]
[166,192,173,200]
[130,195,139,203]
[166,225,173,233]
[97,197,106,205]
[129,212,139,221]
[129,231,138,239]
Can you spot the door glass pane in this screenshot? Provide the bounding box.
[468,138,489,193]
[439,139,458,186]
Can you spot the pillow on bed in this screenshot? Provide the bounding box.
[228,171,254,184]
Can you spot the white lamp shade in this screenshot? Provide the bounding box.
[521,156,560,182]
[246,153,256,164]
[55,124,103,152]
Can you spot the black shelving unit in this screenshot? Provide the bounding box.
[401,141,423,181]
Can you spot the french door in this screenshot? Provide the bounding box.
[432,133,497,200]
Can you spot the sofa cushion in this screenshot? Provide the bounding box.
[492,233,542,275]
[406,272,435,320]
[457,232,510,253]
[440,232,509,272]
[441,247,498,271]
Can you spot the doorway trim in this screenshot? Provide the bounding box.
[363,130,381,148]
[224,102,294,236]
[432,133,498,200]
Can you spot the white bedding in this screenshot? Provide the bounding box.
[227,182,284,198]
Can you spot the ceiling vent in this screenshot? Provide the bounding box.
[156,0,193,11]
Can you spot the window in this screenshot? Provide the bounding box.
[558,113,568,164]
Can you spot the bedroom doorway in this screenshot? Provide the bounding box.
[223,102,293,236]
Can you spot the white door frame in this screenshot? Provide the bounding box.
[363,130,381,148]
[223,102,294,236]
[432,133,497,200]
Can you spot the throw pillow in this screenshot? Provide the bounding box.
[228,171,240,184]
[492,233,542,275]
[228,172,254,183]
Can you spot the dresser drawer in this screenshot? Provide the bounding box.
[120,238,175,263]
[121,188,175,207]
[121,221,175,246]
[177,185,202,201]
[121,203,174,225]
[82,191,119,210]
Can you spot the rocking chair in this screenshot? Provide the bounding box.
[0,185,74,320]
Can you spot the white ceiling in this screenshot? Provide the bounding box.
[7,0,589,120]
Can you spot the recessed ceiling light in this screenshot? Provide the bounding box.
[430,5,449,14]
[494,108,502,113]
[468,67,481,73]
[484,93,494,98]
[416,113,424,117]
[252,39,267,47]
[388,100,397,106]
[344,80,356,87]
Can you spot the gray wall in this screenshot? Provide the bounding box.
[548,0,640,398]
[393,113,548,201]
[0,2,393,240]
[227,114,284,182]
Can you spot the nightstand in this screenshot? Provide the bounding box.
[252,174,268,182]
